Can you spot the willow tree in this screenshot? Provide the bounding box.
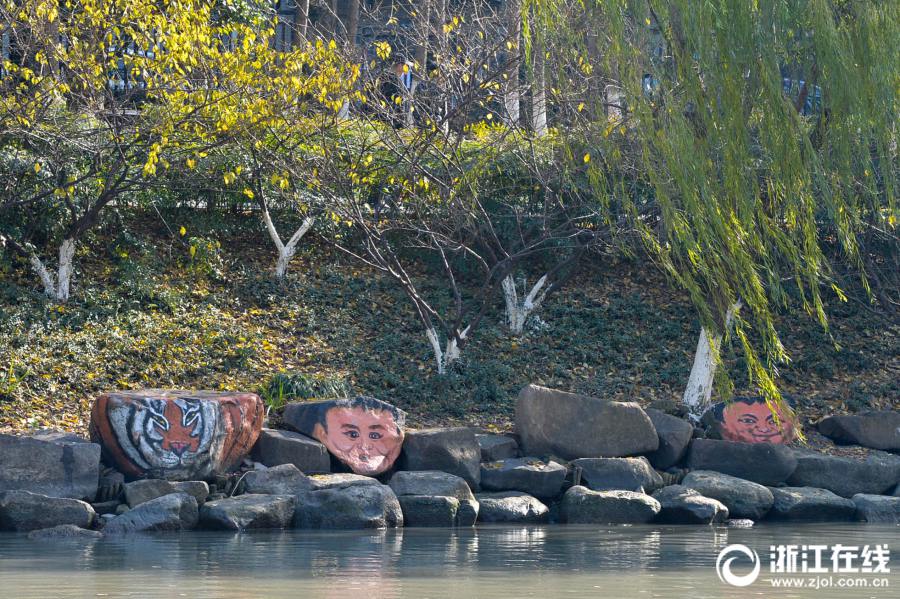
[530,0,898,418]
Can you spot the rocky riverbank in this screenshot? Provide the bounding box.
[2,385,900,538]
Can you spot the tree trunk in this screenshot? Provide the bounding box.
[292,0,310,47]
[425,325,468,374]
[503,0,521,125]
[531,36,547,136]
[29,238,76,302]
[261,199,314,280]
[682,302,741,420]
[501,273,549,335]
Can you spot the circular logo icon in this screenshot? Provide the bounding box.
[716,544,761,587]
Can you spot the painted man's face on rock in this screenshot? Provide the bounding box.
[720,401,795,444]
[313,407,403,475]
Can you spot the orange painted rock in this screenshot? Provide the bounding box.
[702,396,797,445]
[89,390,264,480]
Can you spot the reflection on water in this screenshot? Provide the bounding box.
[0,524,897,598]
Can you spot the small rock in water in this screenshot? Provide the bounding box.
[103,493,198,534]
[27,524,103,541]
[476,492,549,524]
[558,486,660,524]
[200,494,295,530]
[726,519,755,528]
[651,485,729,524]
[852,494,900,523]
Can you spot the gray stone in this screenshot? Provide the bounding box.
[852,494,900,523]
[27,524,103,540]
[90,500,121,515]
[0,490,96,532]
[651,485,729,524]
[95,470,125,503]
[252,429,331,474]
[398,496,461,527]
[480,458,567,499]
[388,471,475,501]
[103,492,198,533]
[200,494,295,530]
[174,481,210,504]
[644,409,694,470]
[686,439,797,486]
[476,492,549,523]
[727,519,755,528]
[681,470,774,520]
[818,412,900,451]
[124,479,178,508]
[787,450,900,498]
[0,432,100,501]
[767,487,856,522]
[515,385,658,459]
[242,464,315,495]
[115,504,130,516]
[456,498,479,526]
[309,473,381,490]
[572,457,664,493]
[476,434,519,461]
[401,428,481,488]
[293,484,403,529]
[559,486,661,524]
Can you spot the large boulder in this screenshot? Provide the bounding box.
[283,396,406,476]
[103,492,198,533]
[681,470,774,520]
[252,429,331,474]
[124,479,178,508]
[293,484,403,529]
[0,432,100,500]
[476,492,549,524]
[817,412,900,451]
[480,458,567,499]
[651,485,728,524]
[701,397,797,444]
[242,464,315,495]
[0,490,95,532]
[515,385,658,459]
[387,471,475,501]
[686,439,797,485]
[644,409,693,470]
[476,434,520,462]
[174,481,210,505]
[852,494,900,523]
[572,457,664,493]
[786,450,900,498]
[200,494,295,530]
[767,487,856,522]
[559,486,660,524]
[89,389,264,480]
[398,496,463,527]
[400,428,481,488]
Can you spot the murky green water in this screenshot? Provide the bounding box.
[1,524,897,598]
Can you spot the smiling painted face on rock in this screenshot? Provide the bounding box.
[719,400,796,444]
[314,406,403,476]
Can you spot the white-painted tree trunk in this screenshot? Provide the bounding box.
[425,325,469,375]
[683,302,741,421]
[501,273,549,335]
[261,203,314,280]
[29,238,75,302]
[531,40,548,136]
[503,0,521,126]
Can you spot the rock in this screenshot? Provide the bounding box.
[787,450,900,498]
[572,457,664,493]
[476,434,519,461]
[727,519,755,528]
[818,412,900,451]
[90,500,121,515]
[242,464,315,495]
[89,389,264,480]
[115,504,130,516]
[0,490,96,532]
[124,479,178,508]
[103,492,198,533]
[0,432,100,500]
[476,492,549,523]
[27,524,103,540]
[310,473,381,490]
[456,498,479,526]
[767,487,856,522]
[558,486,660,524]
[293,484,403,529]
[388,471,475,501]
[686,439,797,485]
[400,428,481,488]
[398,496,461,527]
[480,458,567,499]
[701,397,797,444]
[681,470,774,520]
[174,481,210,504]
[96,470,125,502]
[252,429,331,474]
[644,409,694,469]
[515,385,658,459]
[651,485,729,524]
[852,494,900,523]
[283,396,406,476]
[200,494,295,530]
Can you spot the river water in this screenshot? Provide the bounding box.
[1,523,897,598]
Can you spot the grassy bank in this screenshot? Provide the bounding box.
[1,213,897,435]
